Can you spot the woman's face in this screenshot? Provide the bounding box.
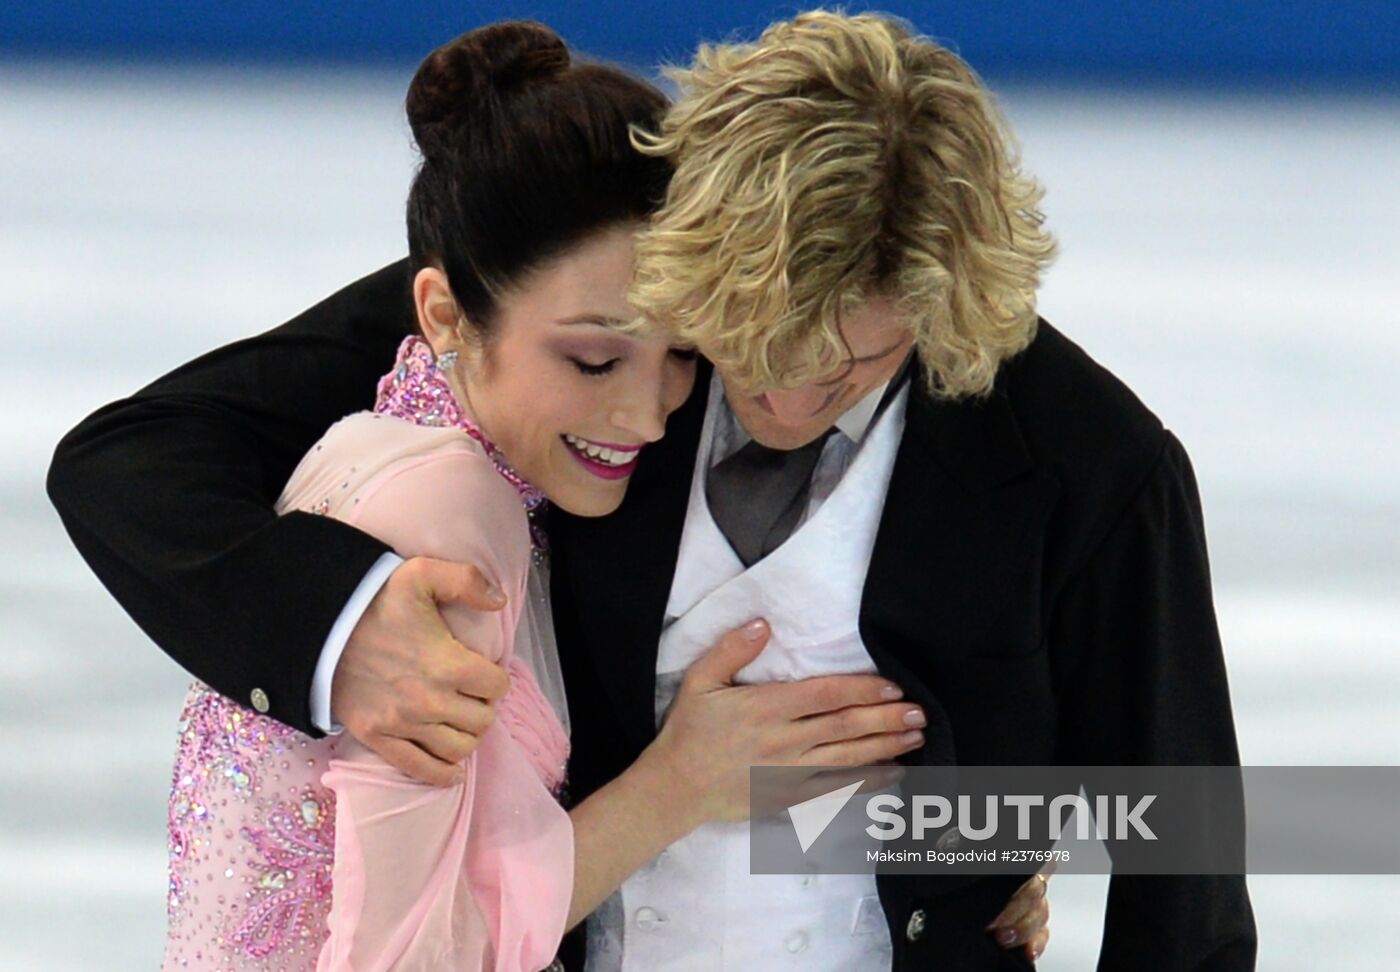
[418,224,697,517]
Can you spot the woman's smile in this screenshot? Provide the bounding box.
[561,432,644,480]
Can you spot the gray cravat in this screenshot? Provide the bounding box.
[705,431,833,567]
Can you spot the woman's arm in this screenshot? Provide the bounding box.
[315,441,564,970]
[564,621,929,929]
[564,740,704,929]
[561,581,1056,950]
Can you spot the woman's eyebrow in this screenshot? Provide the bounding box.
[554,313,629,327]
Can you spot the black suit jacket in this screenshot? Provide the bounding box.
[49,260,1255,971]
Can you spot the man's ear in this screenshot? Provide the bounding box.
[413,267,463,355]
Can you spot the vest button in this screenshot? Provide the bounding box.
[249,688,270,713]
[905,908,927,943]
[785,930,809,953]
[634,906,662,930]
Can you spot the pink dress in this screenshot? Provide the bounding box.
[163,337,573,971]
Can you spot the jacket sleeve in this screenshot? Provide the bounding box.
[46,259,415,735]
[1050,431,1258,971]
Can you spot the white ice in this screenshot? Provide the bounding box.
[0,63,1396,970]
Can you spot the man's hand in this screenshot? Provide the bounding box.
[331,556,512,786]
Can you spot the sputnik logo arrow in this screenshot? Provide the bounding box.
[788,779,865,852]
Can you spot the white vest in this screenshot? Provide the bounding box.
[585,375,908,971]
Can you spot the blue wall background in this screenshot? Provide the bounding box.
[3,1,1398,87]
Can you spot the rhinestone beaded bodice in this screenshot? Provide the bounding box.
[374,336,549,555]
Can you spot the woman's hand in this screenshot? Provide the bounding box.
[640,619,927,828]
[566,617,922,929]
[987,870,1053,963]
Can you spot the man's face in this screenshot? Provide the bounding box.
[714,298,916,451]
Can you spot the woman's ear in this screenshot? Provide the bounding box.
[412,267,462,355]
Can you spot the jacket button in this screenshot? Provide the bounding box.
[935,827,962,852]
[249,688,270,713]
[905,908,927,943]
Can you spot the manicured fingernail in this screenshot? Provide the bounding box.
[880,684,903,700]
[485,584,505,604]
[996,927,1019,947]
[743,619,768,640]
[1034,941,1046,960]
[904,708,926,728]
[900,730,924,746]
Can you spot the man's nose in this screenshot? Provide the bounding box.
[762,383,836,426]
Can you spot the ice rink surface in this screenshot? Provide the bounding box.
[1,64,1397,969]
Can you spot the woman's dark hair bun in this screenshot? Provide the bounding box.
[404,20,671,335]
[406,21,570,150]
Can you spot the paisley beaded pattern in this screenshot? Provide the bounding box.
[374,336,550,557]
[162,336,567,969]
[165,681,338,970]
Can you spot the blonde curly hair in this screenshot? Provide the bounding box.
[628,10,1056,399]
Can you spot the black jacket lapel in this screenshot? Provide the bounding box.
[860,364,1060,765]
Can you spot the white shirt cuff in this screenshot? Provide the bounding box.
[310,552,404,734]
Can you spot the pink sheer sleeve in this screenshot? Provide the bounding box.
[307,438,572,972]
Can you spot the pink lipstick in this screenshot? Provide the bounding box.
[561,433,643,481]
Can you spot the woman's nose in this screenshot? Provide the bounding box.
[609,374,669,443]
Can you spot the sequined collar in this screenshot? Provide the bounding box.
[375,336,549,553]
